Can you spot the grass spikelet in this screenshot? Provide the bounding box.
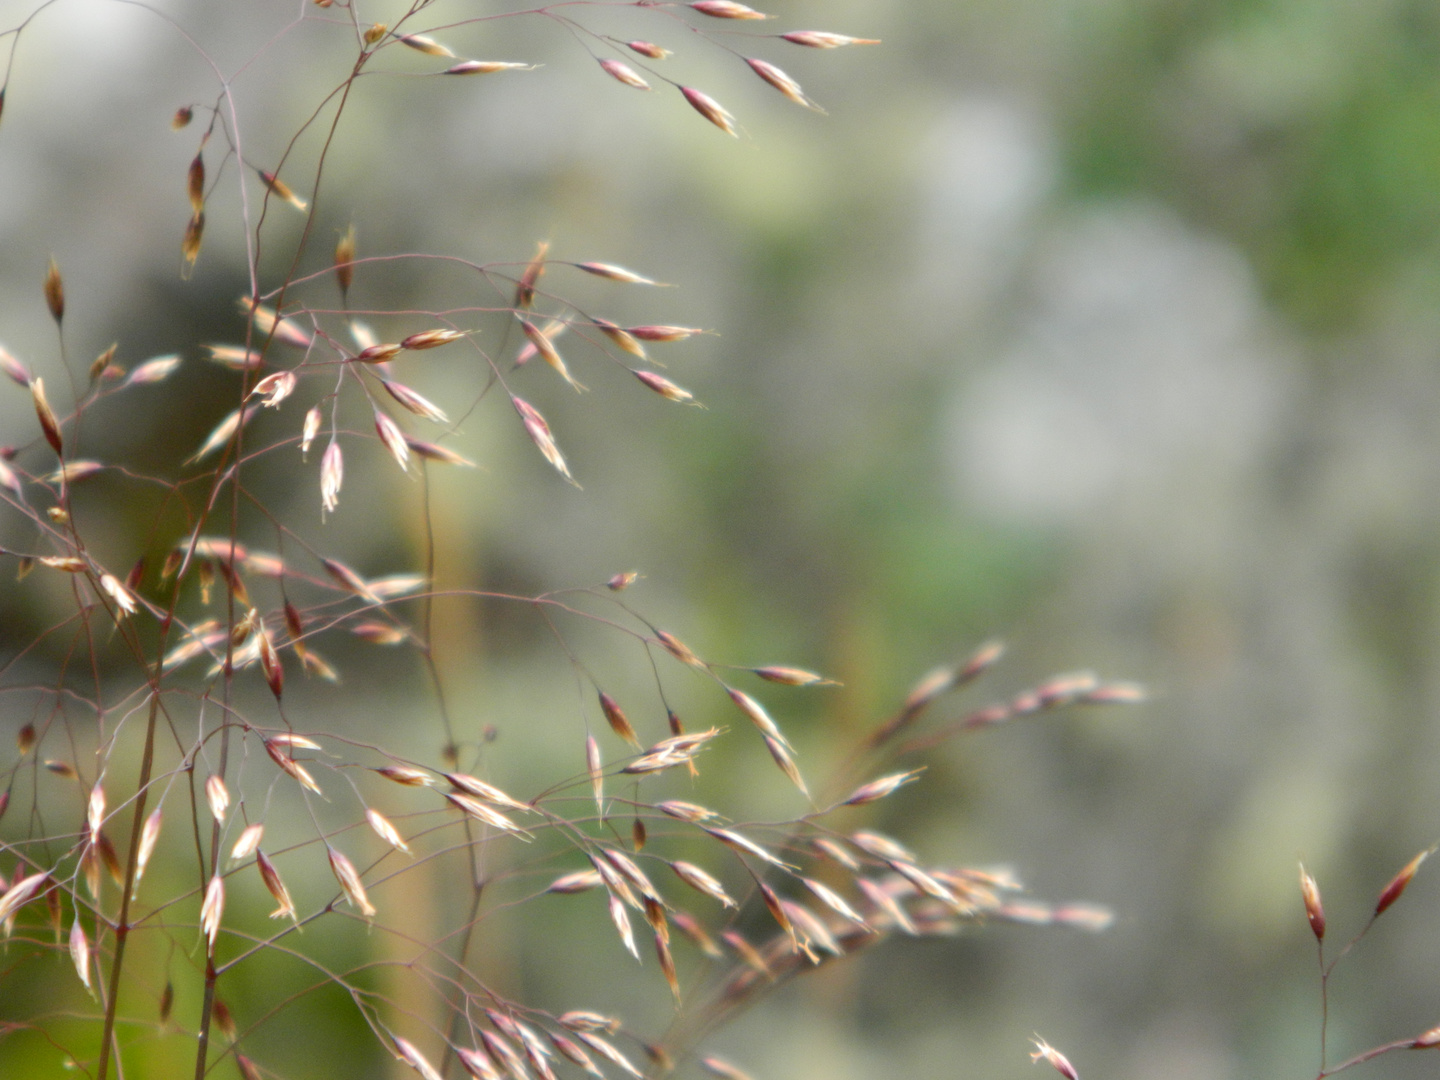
[133,809,162,894]
[1376,846,1435,917]
[125,353,182,387]
[320,440,343,514]
[599,691,642,749]
[521,319,585,391]
[44,257,64,323]
[335,225,355,299]
[322,556,380,601]
[599,59,650,90]
[512,396,577,484]
[395,1037,445,1080]
[576,262,660,285]
[264,737,322,795]
[301,406,320,457]
[406,438,475,466]
[842,769,923,806]
[0,343,31,385]
[691,1,768,18]
[401,329,466,350]
[764,735,807,795]
[445,772,532,812]
[626,40,671,59]
[230,823,264,864]
[548,870,604,894]
[171,104,192,128]
[181,212,204,274]
[205,775,230,822]
[187,153,205,213]
[703,826,795,870]
[725,687,789,746]
[1030,1037,1080,1080]
[256,850,297,920]
[574,1032,643,1078]
[100,574,137,617]
[377,765,433,786]
[240,298,314,348]
[780,31,881,48]
[634,370,696,403]
[670,860,736,907]
[328,847,376,917]
[398,33,455,58]
[70,916,92,991]
[200,874,224,950]
[375,409,411,472]
[628,324,701,342]
[259,169,308,211]
[701,1057,755,1080]
[445,792,531,836]
[587,734,605,814]
[517,240,549,310]
[745,58,820,110]
[444,60,535,75]
[31,377,62,454]
[1299,863,1324,941]
[592,318,646,358]
[801,876,868,926]
[459,1047,503,1080]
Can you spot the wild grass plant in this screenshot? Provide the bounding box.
[0,3,1142,1078]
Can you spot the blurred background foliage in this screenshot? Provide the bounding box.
[5,0,1440,1077]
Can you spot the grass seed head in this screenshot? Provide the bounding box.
[444,60,534,75]
[691,1,768,18]
[577,262,659,285]
[398,33,455,58]
[328,847,376,917]
[200,874,224,951]
[781,31,881,48]
[599,691,641,749]
[1376,847,1435,917]
[1030,1038,1080,1080]
[634,370,696,403]
[745,58,819,110]
[626,40,671,59]
[31,377,62,454]
[259,169,308,212]
[256,850,296,920]
[187,153,205,213]
[205,775,230,822]
[230,823,264,864]
[44,257,64,323]
[1299,863,1325,941]
[599,59,650,90]
[335,225,355,297]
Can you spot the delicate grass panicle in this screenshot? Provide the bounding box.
[1297,846,1440,1078]
[0,4,1137,1080]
